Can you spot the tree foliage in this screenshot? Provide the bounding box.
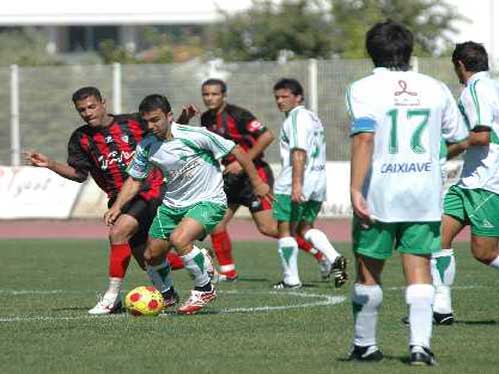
[330,0,467,58]
[0,29,61,66]
[213,0,466,61]
[213,0,334,61]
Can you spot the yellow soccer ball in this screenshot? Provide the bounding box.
[125,286,164,316]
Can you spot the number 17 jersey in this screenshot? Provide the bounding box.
[346,67,468,222]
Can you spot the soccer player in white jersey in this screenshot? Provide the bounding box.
[347,21,468,365]
[104,94,271,315]
[272,78,348,289]
[432,41,499,325]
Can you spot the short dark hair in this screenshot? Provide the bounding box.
[139,94,172,115]
[273,78,304,97]
[452,41,489,72]
[72,86,103,104]
[202,79,227,94]
[365,20,413,70]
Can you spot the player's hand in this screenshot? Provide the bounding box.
[177,104,200,124]
[23,151,52,168]
[351,189,372,227]
[291,185,304,204]
[223,161,243,175]
[104,206,122,226]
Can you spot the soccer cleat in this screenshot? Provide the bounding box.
[409,345,437,366]
[272,280,302,289]
[218,270,239,283]
[433,312,454,325]
[88,294,122,315]
[162,288,180,309]
[177,284,217,315]
[318,256,333,280]
[347,345,384,362]
[331,256,348,288]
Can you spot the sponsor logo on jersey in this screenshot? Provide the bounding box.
[105,135,114,144]
[380,162,431,174]
[98,150,135,171]
[247,120,263,132]
[393,80,420,106]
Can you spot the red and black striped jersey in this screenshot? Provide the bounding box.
[67,114,163,201]
[201,104,268,166]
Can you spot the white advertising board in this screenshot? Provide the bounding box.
[0,166,82,219]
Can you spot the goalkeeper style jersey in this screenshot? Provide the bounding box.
[347,67,469,222]
[274,105,327,201]
[457,71,499,194]
[128,123,235,208]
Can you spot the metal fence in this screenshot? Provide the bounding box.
[0,57,490,165]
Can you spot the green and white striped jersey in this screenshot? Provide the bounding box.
[274,106,327,201]
[347,68,468,222]
[457,71,499,194]
[128,123,235,208]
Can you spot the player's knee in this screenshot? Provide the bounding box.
[169,231,189,251]
[471,243,497,264]
[256,222,277,237]
[109,225,132,243]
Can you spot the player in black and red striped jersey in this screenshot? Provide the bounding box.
[25,86,186,314]
[180,79,332,282]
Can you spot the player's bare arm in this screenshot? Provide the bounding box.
[446,139,468,159]
[350,132,374,221]
[230,145,271,199]
[291,149,306,203]
[468,126,491,146]
[224,129,275,175]
[104,177,143,226]
[24,151,87,182]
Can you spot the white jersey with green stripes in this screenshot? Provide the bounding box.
[274,105,327,201]
[127,123,235,208]
[457,71,499,194]
[347,68,469,222]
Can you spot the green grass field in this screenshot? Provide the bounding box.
[1,239,498,374]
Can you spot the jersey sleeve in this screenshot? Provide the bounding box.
[441,84,469,143]
[288,109,315,151]
[127,137,153,180]
[66,130,90,180]
[462,80,494,130]
[236,107,267,137]
[180,125,235,160]
[346,83,377,135]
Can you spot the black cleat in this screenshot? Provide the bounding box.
[433,312,454,325]
[409,345,437,366]
[272,281,302,289]
[162,288,180,309]
[331,256,348,288]
[347,345,384,362]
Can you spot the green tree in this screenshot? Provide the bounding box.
[330,0,467,58]
[0,29,61,66]
[213,0,334,61]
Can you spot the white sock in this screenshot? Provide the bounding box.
[352,283,383,347]
[304,228,340,263]
[406,284,435,349]
[181,246,210,288]
[146,260,173,294]
[278,237,300,285]
[104,277,123,300]
[431,249,455,314]
[489,255,499,270]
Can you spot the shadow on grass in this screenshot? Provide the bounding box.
[336,353,407,363]
[454,319,499,325]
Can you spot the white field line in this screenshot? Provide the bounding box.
[0,289,346,323]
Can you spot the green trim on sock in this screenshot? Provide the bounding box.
[436,256,451,282]
[281,246,295,265]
